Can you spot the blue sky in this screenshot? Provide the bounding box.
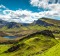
[0,0,43,12]
[0,0,60,23]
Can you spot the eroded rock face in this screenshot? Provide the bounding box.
[4,43,26,53]
[32,19,54,26]
[40,30,54,38]
[24,30,55,39]
[5,44,20,53]
[19,30,55,42]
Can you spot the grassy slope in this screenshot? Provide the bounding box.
[40,42,60,56]
[0,34,58,56]
[40,18,60,26]
[0,45,10,53]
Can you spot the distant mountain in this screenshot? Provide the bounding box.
[21,23,30,26]
[31,17,60,27]
[6,22,22,28]
[40,17,60,26]
[32,19,53,26]
[0,17,60,28]
[0,19,22,28]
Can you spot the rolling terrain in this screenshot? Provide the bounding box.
[0,30,58,56]
[40,42,60,56]
[0,18,60,56]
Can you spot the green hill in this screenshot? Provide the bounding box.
[0,18,60,56]
[40,18,60,26]
[0,30,58,56]
[39,42,60,56]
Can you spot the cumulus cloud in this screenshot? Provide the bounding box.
[0,9,43,23]
[30,0,60,19]
[0,8,60,23]
[30,0,49,9]
[30,0,60,10]
[0,2,60,23]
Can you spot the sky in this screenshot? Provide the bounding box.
[0,0,60,23]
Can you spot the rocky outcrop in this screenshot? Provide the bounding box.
[24,30,55,39]
[32,19,54,26]
[40,30,54,38]
[5,44,20,53]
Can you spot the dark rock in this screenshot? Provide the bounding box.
[40,30,54,38]
[5,44,20,53]
[19,30,55,42]
[32,19,54,26]
[26,30,55,38]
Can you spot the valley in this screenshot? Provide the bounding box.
[0,18,60,56]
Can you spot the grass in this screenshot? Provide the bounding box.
[0,19,60,56]
[0,34,57,56]
[0,25,59,56]
[40,18,60,26]
[39,42,60,56]
[0,45,12,53]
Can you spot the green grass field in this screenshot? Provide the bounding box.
[0,33,58,56]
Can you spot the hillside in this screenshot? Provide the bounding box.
[0,18,60,56]
[40,18,60,26]
[40,42,60,56]
[0,30,58,56]
[32,19,53,26]
[0,18,60,42]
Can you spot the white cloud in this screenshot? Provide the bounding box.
[0,3,60,23]
[0,8,60,23]
[30,0,60,20]
[0,4,7,9]
[0,9,43,23]
[30,0,49,9]
[30,0,60,10]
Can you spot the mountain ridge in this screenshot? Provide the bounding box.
[0,18,60,28]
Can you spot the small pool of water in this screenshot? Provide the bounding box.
[3,36,17,39]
